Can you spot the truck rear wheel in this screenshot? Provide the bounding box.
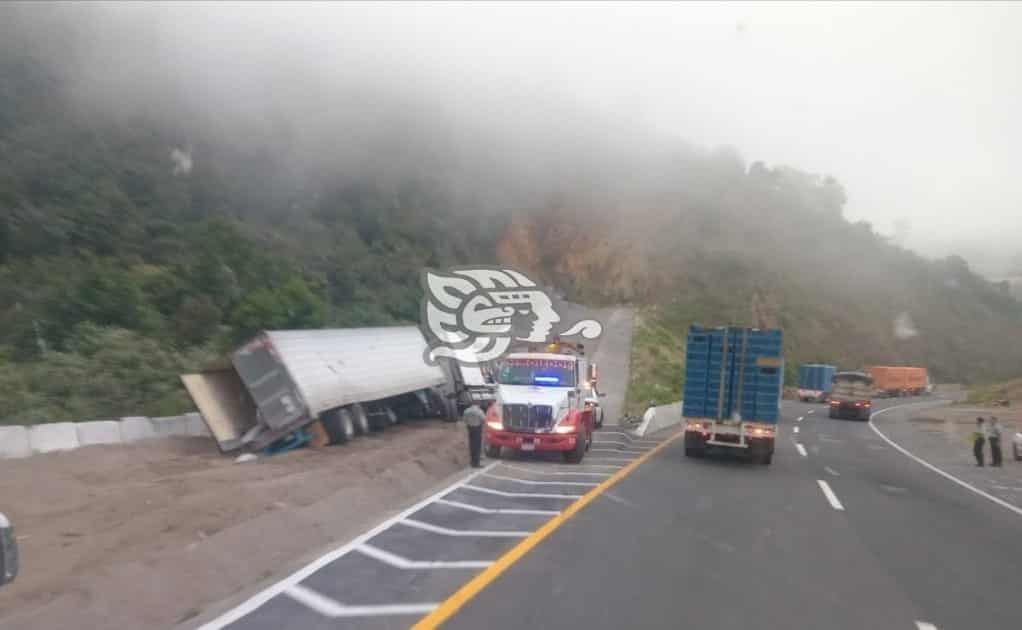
[350,404,370,435]
[322,409,354,445]
[684,446,705,458]
[563,435,586,463]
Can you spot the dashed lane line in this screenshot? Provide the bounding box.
[589,448,651,454]
[399,518,530,538]
[355,543,492,570]
[793,426,800,434]
[915,621,938,630]
[461,484,582,500]
[434,498,559,516]
[284,584,439,618]
[817,479,845,511]
[795,443,808,457]
[480,473,599,487]
[824,466,840,477]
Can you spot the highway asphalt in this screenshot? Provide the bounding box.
[443,399,1021,630]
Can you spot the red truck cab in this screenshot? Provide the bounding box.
[484,343,603,463]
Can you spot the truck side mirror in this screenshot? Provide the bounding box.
[0,512,17,587]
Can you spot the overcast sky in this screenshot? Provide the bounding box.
[71,2,1022,271]
[344,1,1022,269]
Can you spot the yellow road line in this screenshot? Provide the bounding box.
[411,428,685,629]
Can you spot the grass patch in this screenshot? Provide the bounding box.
[624,309,686,415]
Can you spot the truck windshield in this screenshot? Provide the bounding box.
[497,360,575,387]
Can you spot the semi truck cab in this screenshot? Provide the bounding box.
[484,342,603,463]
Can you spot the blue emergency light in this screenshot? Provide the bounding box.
[533,375,561,385]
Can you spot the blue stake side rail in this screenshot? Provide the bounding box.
[681,325,783,465]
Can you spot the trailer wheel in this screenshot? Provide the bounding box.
[485,445,501,459]
[350,405,370,435]
[385,407,399,426]
[338,410,355,441]
[321,409,353,445]
[758,451,773,465]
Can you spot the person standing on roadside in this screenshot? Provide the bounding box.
[462,403,485,468]
[988,416,1003,467]
[973,417,986,467]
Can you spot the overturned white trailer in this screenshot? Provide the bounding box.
[181,327,453,452]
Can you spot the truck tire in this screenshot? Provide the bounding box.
[563,435,586,463]
[350,404,370,435]
[1013,443,1021,461]
[385,407,399,426]
[485,444,501,459]
[322,409,354,445]
[684,446,705,458]
[759,451,773,465]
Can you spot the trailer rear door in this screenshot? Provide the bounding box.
[180,369,258,452]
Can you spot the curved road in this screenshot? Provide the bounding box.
[441,399,1020,630]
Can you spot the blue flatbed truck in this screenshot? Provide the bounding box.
[797,363,836,403]
[682,325,783,465]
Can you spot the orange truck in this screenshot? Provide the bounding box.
[865,366,929,397]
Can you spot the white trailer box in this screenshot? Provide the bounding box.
[182,327,450,452]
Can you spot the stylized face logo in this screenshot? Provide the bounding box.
[421,267,601,364]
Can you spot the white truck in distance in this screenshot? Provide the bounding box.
[484,341,605,463]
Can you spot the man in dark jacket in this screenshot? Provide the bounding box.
[973,417,986,467]
[463,403,485,468]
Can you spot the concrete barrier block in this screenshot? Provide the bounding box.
[29,422,80,454]
[152,415,191,437]
[635,401,683,437]
[0,426,32,459]
[184,412,211,437]
[76,420,122,446]
[119,416,156,442]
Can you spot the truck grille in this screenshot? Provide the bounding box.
[504,404,554,431]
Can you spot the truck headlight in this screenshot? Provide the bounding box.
[486,403,503,431]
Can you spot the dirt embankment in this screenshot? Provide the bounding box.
[0,420,468,630]
[910,406,1020,448]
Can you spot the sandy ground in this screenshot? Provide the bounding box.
[0,420,469,630]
